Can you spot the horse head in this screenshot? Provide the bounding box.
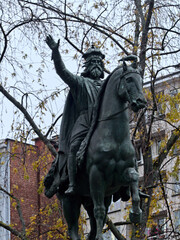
[118,55,147,112]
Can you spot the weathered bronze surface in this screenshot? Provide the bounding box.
[44,35,147,240]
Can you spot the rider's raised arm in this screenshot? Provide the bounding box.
[51,48,77,87]
[46,35,77,88]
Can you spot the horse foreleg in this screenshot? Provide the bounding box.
[83,202,96,240]
[128,168,142,223]
[61,195,81,240]
[89,165,105,240]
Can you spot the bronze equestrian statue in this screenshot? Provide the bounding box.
[44,35,147,240]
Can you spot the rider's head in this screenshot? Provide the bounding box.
[81,44,105,79]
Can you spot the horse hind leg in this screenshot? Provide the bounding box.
[61,196,81,240]
[83,196,111,240]
[89,165,106,240]
[127,168,142,223]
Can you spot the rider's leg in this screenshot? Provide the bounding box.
[65,113,89,195]
[65,140,81,195]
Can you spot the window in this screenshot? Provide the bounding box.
[148,212,167,239]
[157,104,165,116]
[173,145,180,156]
[170,88,178,96]
[136,146,143,165]
[148,222,167,239]
[144,109,151,123]
[174,210,180,233]
[170,88,180,110]
[155,91,165,117]
[173,170,180,195]
[151,139,161,157]
[149,224,163,238]
[158,218,166,233]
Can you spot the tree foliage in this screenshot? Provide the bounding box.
[0,0,179,239]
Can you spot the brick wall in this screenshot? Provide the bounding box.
[9,140,39,238]
[8,138,65,239]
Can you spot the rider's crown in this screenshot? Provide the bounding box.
[83,44,105,61]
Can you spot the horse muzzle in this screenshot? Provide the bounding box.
[131,98,147,112]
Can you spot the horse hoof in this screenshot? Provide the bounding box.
[129,209,142,223]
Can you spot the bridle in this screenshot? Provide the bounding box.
[98,68,141,122]
[120,69,141,105]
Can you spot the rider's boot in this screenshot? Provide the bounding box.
[65,154,77,195]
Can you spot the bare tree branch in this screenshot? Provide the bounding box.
[152,48,180,57]
[154,64,180,79]
[133,7,140,55]
[139,0,154,76]
[0,84,57,156]
[159,172,176,236]
[154,126,180,170]
[149,27,179,36]
[18,0,132,54]
[0,221,27,240]
[134,0,145,29]
[106,216,127,240]
[0,23,8,63]
[45,113,63,138]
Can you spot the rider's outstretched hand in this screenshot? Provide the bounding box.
[46,35,60,50]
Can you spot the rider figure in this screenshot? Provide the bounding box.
[45,35,105,195]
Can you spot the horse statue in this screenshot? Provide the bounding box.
[56,56,147,240]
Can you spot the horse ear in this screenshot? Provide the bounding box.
[123,60,127,72]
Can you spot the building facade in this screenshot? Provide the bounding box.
[0,140,10,240]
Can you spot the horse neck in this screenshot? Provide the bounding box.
[98,74,129,123]
[98,96,130,143]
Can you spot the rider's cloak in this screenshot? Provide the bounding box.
[44,76,102,198]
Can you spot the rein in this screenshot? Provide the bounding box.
[98,106,129,122]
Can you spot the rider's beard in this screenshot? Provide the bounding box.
[90,65,103,79]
